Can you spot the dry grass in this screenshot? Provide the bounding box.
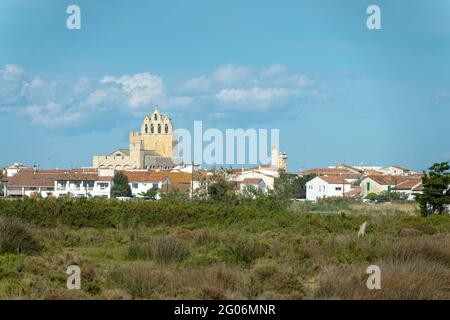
[314,234,450,299]
[127,235,190,264]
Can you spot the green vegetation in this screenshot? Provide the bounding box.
[0,217,41,254]
[111,172,132,198]
[0,197,448,299]
[416,161,450,216]
[139,186,158,200]
[366,191,406,202]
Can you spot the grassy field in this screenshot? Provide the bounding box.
[0,198,449,300]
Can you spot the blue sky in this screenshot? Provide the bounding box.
[0,0,449,171]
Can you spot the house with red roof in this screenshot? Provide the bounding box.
[306,175,355,201]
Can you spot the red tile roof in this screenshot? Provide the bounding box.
[318,175,352,185]
[393,178,423,190]
[241,178,264,185]
[344,186,362,197]
[6,170,61,187]
[122,171,201,184]
[365,175,410,186]
[6,169,112,187]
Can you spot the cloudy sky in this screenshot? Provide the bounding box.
[1,0,449,171]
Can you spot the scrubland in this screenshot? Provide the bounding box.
[0,197,448,299]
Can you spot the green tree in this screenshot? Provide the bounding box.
[0,170,4,196]
[111,172,132,198]
[207,169,235,201]
[295,174,317,199]
[139,186,158,200]
[366,192,378,201]
[271,170,296,200]
[416,162,450,216]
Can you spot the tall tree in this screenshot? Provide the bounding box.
[295,174,317,199]
[207,168,235,201]
[0,170,4,196]
[111,172,132,198]
[416,162,450,216]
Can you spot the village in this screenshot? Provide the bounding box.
[0,107,426,203]
[0,160,423,203]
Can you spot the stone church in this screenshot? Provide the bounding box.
[93,107,182,170]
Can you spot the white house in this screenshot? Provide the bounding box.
[392,178,423,200]
[306,175,353,201]
[381,166,416,176]
[237,178,267,193]
[360,175,411,197]
[5,169,57,198]
[233,168,278,192]
[54,172,113,198]
[123,171,171,199]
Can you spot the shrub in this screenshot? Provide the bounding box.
[128,235,190,263]
[109,264,168,298]
[0,217,40,254]
[224,236,267,265]
[315,259,450,299]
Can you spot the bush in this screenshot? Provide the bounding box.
[224,236,267,265]
[109,264,168,299]
[128,235,190,263]
[0,217,41,254]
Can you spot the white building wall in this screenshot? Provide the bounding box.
[129,181,162,197]
[306,177,352,201]
[235,171,275,191]
[54,180,111,198]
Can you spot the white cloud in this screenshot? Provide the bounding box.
[0,63,323,128]
[211,64,252,85]
[215,87,291,105]
[183,75,211,93]
[21,102,81,128]
[100,73,165,108]
[4,64,24,76]
[181,64,321,112]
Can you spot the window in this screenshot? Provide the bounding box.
[132,183,138,189]
[366,182,371,191]
[158,124,161,133]
[335,187,342,191]
[145,124,148,133]
[154,113,158,120]
[165,123,169,133]
[152,183,158,189]
[98,183,108,190]
[151,124,154,133]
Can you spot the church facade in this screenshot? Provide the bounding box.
[93,107,182,170]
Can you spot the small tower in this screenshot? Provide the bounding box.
[271,146,279,168]
[278,152,288,171]
[271,145,288,170]
[129,138,145,168]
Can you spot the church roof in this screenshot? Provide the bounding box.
[109,149,130,156]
